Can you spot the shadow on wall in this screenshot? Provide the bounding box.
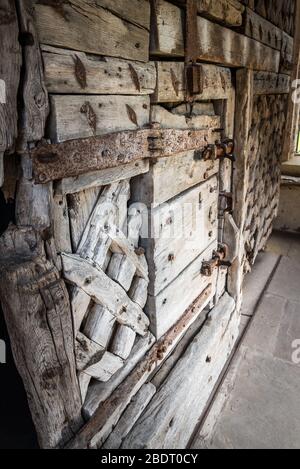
[0,190,38,449]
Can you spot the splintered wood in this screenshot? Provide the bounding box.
[59,180,150,403]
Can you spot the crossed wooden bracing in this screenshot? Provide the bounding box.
[60,180,150,402]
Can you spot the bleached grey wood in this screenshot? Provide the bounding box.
[68,187,101,252]
[131,151,219,208]
[55,160,149,196]
[146,241,218,338]
[42,46,155,95]
[85,352,124,382]
[83,332,156,419]
[128,276,148,309]
[52,194,72,254]
[78,372,92,404]
[33,0,150,62]
[76,287,212,448]
[110,325,137,360]
[83,304,116,349]
[49,95,150,143]
[144,177,219,296]
[123,294,238,449]
[151,105,220,130]
[127,207,143,248]
[70,287,91,337]
[75,332,105,372]
[62,254,149,337]
[152,62,233,103]
[77,181,130,266]
[107,254,136,292]
[16,155,52,231]
[103,383,156,449]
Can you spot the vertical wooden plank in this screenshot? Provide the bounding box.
[0,0,22,154]
[229,69,254,308]
[16,0,49,150]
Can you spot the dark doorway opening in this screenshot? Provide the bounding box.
[0,189,38,449]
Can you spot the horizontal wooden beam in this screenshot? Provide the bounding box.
[151,0,280,72]
[152,62,233,103]
[253,72,291,95]
[42,46,156,95]
[170,0,245,27]
[31,126,217,183]
[33,0,150,62]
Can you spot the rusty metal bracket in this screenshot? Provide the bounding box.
[219,191,234,215]
[216,138,236,162]
[201,244,231,277]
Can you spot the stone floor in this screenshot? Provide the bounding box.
[191,231,300,450]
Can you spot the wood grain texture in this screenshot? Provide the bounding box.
[42,46,156,95]
[33,0,150,62]
[17,0,49,149]
[0,0,22,153]
[152,62,233,103]
[171,0,244,26]
[123,294,238,449]
[143,177,219,296]
[151,0,280,72]
[0,228,83,449]
[95,0,151,29]
[146,241,218,338]
[68,286,212,448]
[253,72,291,95]
[61,253,150,336]
[242,7,282,50]
[48,95,150,143]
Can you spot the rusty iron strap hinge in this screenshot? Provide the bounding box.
[185,0,202,101]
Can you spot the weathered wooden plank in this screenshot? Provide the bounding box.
[68,187,100,252]
[0,0,22,154]
[33,0,149,62]
[70,287,91,337]
[17,0,49,149]
[103,383,156,449]
[84,352,124,382]
[69,286,212,448]
[281,31,294,74]
[132,151,219,207]
[0,230,83,449]
[171,0,244,26]
[110,325,137,360]
[146,241,218,338]
[78,372,92,404]
[151,105,221,130]
[52,194,72,253]
[129,276,148,309]
[253,72,291,95]
[83,304,116,349]
[48,95,150,143]
[83,332,156,419]
[152,62,233,103]
[61,253,150,336]
[16,155,52,231]
[107,254,136,292]
[144,177,219,296]
[151,0,280,72]
[242,7,282,50]
[75,332,105,372]
[123,294,238,449]
[55,160,149,196]
[42,46,155,95]
[96,0,150,29]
